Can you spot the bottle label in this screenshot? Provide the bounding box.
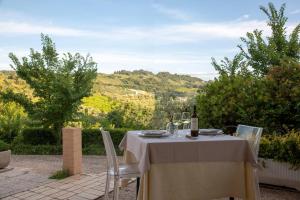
[191,118,198,130]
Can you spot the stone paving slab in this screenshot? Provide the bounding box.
[0,167,54,199]
[1,173,109,200]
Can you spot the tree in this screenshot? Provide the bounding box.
[0,34,97,142]
[238,3,300,76]
[262,60,300,132]
[211,53,249,77]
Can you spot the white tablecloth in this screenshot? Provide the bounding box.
[120,130,259,200]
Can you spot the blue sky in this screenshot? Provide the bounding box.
[0,0,299,80]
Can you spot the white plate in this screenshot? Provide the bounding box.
[138,132,171,138]
[141,130,166,135]
[198,129,223,135]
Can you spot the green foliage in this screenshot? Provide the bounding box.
[212,53,249,77]
[238,3,300,76]
[0,34,97,140]
[197,74,265,129]
[0,140,10,151]
[82,144,105,155]
[151,93,195,129]
[262,61,300,132]
[22,128,57,145]
[110,102,152,129]
[0,102,26,143]
[49,170,70,180]
[82,95,114,114]
[10,128,127,155]
[82,128,128,147]
[0,68,201,131]
[259,130,300,169]
[95,70,203,97]
[198,3,300,133]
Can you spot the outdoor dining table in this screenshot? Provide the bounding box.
[119,130,259,200]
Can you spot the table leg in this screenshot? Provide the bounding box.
[136,177,140,199]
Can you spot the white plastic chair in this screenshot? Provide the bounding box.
[234,124,263,200]
[235,124,263,161]
[101,129,140,200]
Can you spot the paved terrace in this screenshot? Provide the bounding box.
[0,155,300,200]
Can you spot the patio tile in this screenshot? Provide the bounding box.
[56,192,76,199]
[2,196,20,200]
[68,196,89,200]
[3,173,107,200]
[77,192,99,200]
[23,194,45,200]
[39,188,60,196]
[16,192,37,199]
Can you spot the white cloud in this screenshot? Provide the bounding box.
[0,47,215,78]
[152,3,191,21]
[235,14,250,22]
[290,9,300,15]
[0,19,282,43]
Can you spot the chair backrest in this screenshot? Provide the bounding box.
[101,129,119,175]
[235,124,263,160]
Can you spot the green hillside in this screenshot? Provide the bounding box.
[0,70,203,129]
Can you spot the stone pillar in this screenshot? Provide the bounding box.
[62,128,82,175]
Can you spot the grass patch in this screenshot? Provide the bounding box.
[49,169,70,180]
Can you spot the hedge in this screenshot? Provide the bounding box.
[82,128,129,147]
[19,128,128,147]
[12,144,62,155]
[259,130,300,169]
[22,128,57,145]
[10,128,129,155]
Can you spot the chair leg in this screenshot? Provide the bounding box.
[104,173,110,200]
[113,176,119,200]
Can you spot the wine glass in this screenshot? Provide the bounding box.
[173,113,182,127]
[172,113,182,137]
[152,111,167,130]
[182,112,191,130]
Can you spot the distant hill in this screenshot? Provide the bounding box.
[0,70,203,128]
[93,70,203,98]
[0,69,203,111]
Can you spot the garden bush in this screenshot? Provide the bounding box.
[11,144,62,155]
[82,128,129,147]
[259,130,300,169]
[0,140,10,151]
[9,128,129,155]
[22,128,57,145]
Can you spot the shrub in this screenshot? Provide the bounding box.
[82,129,101,147]
[82,128,128,147]
[22,128,57,145]
[259,130,300,169]
[0,140,9,151]
[11,128,129,155]
[82,144,105,155]
[0,102,26,143]
[11,144,62,155]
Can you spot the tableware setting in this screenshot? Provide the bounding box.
[198,129,223,135]
[185,134,199,139]
[138,130,170,138]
